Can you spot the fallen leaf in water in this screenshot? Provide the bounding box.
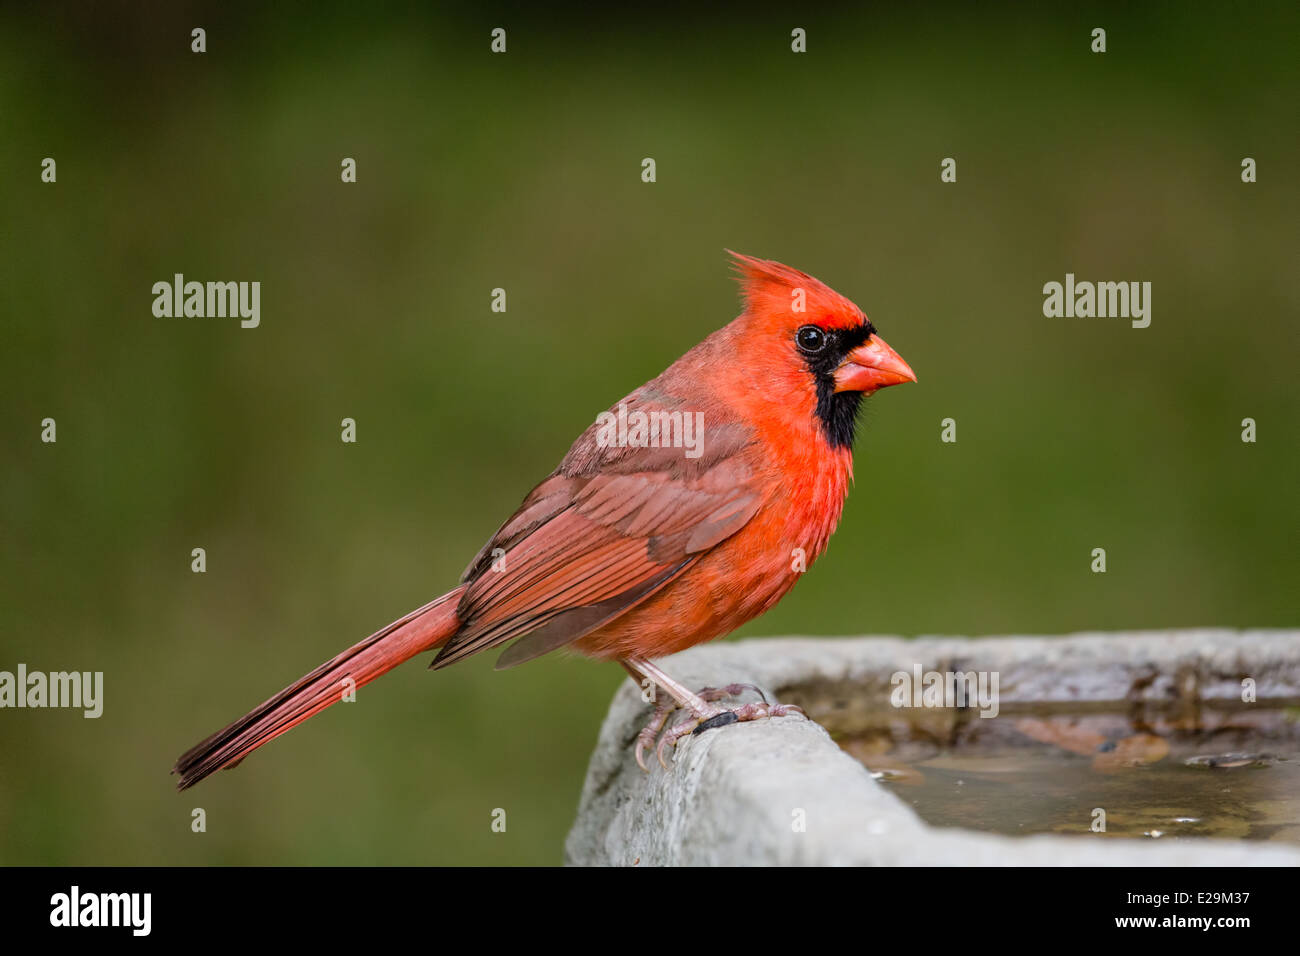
[1013,718,1105,755]
[1092,734,1169,773]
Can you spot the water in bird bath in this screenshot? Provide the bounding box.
[826,702,1300,844]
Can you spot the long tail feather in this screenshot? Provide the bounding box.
[172,587,464,790]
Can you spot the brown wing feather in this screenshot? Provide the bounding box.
[432,398,762,670]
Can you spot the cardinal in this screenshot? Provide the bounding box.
[173,252,915,788]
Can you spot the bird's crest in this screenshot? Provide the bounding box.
[726,250,865,330]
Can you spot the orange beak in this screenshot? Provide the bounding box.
[833,334,917,394]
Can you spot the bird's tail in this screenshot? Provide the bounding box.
[172,586,465,791]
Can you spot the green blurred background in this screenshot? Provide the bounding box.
[1,2,1295,864]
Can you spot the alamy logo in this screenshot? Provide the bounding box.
[152,274,260,328]
[1042,273,1151,328]
[0,664,103,717]
[594,403,705,459]
[50,886,150,936]
[890,664,1000,718]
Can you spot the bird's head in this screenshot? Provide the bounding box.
[726,251,915,448]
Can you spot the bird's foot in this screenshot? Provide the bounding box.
[633,684,754,772]
[633,683,804,771]
[657,698,806,770]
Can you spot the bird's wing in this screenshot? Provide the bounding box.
[434,410,763,669]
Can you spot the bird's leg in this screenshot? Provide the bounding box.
[622,659,701,771]
[621,658,805,771]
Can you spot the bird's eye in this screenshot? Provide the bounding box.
[796,325,827,353]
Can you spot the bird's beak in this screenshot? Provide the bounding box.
[833,334,917,394]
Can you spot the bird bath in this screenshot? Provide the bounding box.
[833,702,1299,844]
[566,629,1300,865]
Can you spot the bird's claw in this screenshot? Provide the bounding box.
[634,699,677,773]
[632,684,804,771]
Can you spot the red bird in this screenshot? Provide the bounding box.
[173,252,915,787]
